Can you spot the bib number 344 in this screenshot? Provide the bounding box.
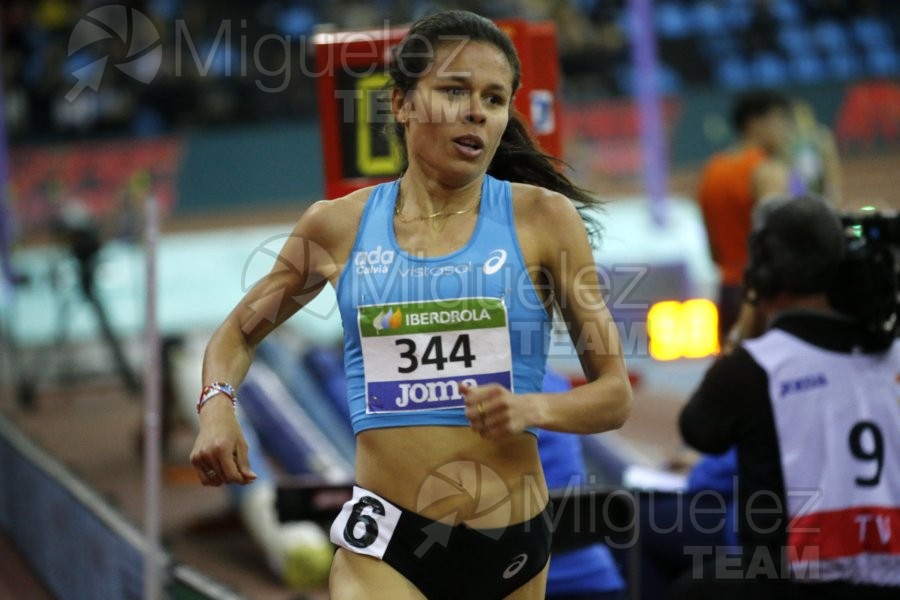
[395,334,475,374]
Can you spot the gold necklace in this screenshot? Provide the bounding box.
[394,185,482,224]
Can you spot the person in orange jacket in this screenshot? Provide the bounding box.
[697,90,792,347]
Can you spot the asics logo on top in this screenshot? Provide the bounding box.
[483,249,507,275]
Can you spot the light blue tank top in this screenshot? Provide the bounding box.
[336,175,551,435]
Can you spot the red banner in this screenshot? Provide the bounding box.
[836,82,900,149]
[562,98,682,178]
[10,136,182,239]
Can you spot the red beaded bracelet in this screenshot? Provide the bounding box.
[197,382,237,414]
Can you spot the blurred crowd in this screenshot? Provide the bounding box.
[2,0,899,142]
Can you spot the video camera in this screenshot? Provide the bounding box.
[830,209,900,351]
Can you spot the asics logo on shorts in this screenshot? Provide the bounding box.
[502,553,529,579]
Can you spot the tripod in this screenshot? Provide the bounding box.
[14,224,141,408]
[72,243,142,394]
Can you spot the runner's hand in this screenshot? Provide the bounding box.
[190,396,257,486]
[462,383,534,439]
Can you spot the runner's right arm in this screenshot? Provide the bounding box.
[191,198,353,485]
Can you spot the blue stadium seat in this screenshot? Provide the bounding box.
[770,1,802,24]
[866,48,900,76]
[789,53,826,83]
[750,52,789,86]
[826,51,862,81]
[852,17,894,51]
[656,2,692,39]
[276,6,316,36]
[778,26,814,58]
[694,2,727,35]
[659,65,683,94]
[615,64,682,96]
[715,56,752,89]
[722,4,752,30]
[813,20,849,54]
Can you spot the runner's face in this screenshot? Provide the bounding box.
[760,106,792,155]
[394,40,513,185]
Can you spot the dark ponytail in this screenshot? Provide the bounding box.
[388,10,603,237]
[489,111,599,206]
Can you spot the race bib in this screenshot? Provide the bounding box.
[330,486,402,559]
[358,297,513,414]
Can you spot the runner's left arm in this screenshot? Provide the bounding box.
[463,192,632,437]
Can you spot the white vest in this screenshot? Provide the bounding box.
[744,330,900,586]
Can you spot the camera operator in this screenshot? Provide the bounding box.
[675,196,899,598]
[53,199,141,395]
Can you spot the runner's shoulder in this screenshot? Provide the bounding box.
[295,187,373,248]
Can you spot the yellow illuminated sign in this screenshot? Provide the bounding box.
[647,299,719,361]
[355,73,403,177]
